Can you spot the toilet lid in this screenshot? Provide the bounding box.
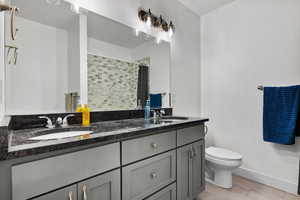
[206,147,242,160]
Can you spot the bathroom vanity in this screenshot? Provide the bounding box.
[0,117,208,200]
[0,1,209,199]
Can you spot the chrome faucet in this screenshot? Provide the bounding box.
[39,114,75,129]
[151,109,166,123]
[39,116,55,129]
[62,114,75,128]
[56,117,63,127]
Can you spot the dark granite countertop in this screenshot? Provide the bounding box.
[0,117,209,161]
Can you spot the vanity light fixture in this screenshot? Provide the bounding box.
[138,8,175,38]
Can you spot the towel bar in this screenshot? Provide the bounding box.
[258,85,264,91]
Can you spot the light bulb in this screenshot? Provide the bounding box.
[156,37,161,44]
[135,29,140,36]
[146,16,151,27]
[168,28,173,38]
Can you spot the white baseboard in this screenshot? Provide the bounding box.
[234,167,298,195]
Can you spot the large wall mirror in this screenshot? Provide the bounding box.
[5,0,81,114]
[4,0,171,115]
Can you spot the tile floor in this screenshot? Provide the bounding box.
[198,176,300,200]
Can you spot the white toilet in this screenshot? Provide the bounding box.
[205,147,242,189]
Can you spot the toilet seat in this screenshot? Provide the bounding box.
[206,147,242,161]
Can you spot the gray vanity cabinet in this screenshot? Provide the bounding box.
[77,169,121,200]
[177,140,205,200]
[4,123,207,200]
[32,185,77,200]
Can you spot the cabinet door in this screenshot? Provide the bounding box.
[177,144,193,200]
[77,169,120,200]
[177,141,205,200]
[145,183,176,200]
[32,185,77,200]
[191,140,205,198]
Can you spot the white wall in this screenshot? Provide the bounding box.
[88,38,133,62]
[201,0,300,194]
[0,13,5,125]
[5,17,69,114]
[70,0,202,117]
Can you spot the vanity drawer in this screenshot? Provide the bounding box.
[177,125,204,146]
[122,131,176,164]
[12,143,120,200]
[122,150,176,200]
[32,185,77,200]
[145,183,176,200]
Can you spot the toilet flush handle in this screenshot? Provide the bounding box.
[204,125,208,136]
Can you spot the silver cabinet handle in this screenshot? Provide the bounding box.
[204,125,208,135]
[150,172,158,179]
[83,185,87,200]
[189,148,193,159]
[68,191,73,200]
[151,142,158,149]
[10,7,19,41]
[192,147,197,157]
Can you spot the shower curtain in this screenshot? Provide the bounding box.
[137,65,149,108]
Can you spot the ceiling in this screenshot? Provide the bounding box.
[177,0,236,15]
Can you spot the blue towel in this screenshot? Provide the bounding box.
[263,85,300,145]
[150,94,162,108]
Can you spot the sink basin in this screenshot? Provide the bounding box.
[28,126,95,141]
[151,120,173,125]
[161,116,189,120]
[29,130,94,140]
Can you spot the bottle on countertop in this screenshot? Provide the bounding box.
[144,98,151,121]
[82,104,91,126]
[76,104,90,126]
[76,104,83,113]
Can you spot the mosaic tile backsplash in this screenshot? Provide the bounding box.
[88,54,139,111]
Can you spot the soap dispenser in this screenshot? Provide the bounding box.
[144,98,151,120]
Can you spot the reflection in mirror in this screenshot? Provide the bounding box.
[4,0,171,115]
[87,11,171,111]
[5,0,81,114]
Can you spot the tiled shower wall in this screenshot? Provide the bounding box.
[88,54,139,111]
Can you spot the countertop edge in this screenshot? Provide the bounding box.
[1,118,209,161]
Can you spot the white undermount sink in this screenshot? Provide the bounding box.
[29,131,94,141]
